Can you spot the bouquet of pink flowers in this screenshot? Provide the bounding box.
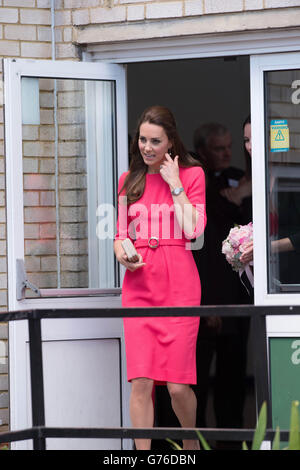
[222,222,253,272]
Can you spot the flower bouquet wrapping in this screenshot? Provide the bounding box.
[222,222,254,291]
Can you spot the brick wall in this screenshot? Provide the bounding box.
[71,1,300,46]
[67,0,300,27]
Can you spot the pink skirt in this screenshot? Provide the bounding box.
[122,245,200,384]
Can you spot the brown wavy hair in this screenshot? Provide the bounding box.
[120,105,202,204]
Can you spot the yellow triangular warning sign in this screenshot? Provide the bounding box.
[275,130,285,141]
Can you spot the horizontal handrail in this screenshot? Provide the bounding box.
[0,426,290,444]
[0,304,299,322]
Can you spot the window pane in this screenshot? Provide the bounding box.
[21,77,118,296]
[265,70,300,293]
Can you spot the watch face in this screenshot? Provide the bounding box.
[173,187,183,195]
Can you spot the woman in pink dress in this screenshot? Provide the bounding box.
[114,106,206,450]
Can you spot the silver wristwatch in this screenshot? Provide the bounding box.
[171,187,184,196]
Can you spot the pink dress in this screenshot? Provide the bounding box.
[115,166,206,384]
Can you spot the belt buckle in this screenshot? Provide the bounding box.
[148,236,159,249]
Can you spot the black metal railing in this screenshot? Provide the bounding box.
[0,304,296,450]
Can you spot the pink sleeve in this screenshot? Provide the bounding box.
[114,172,129,241]
[185,166,207,239]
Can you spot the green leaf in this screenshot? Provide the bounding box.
[166,438,182,450]
[242,441,249,450]
[195,430,211,450]
[251,401,267,450]
[272,426,280,450]
[288,400,300,450]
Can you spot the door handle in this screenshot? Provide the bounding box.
[16,259,41,300]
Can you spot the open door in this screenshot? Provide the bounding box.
[250,52,300,446]
[4,58,130,449]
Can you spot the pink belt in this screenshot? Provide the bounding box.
[134,237,186,249]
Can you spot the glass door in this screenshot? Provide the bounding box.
[4,58,130,450]
[250,52,300,306]
[250,53,300,447]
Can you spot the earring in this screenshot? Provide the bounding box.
[168,148,173,157]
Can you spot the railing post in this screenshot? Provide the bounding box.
[251,312,272,427]
[28,316,46,450]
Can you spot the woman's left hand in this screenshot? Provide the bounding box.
[159,154,181,187]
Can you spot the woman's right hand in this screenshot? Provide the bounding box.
[118,252,146,272]
[114,241,146,272]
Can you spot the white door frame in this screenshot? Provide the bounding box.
[85,33,300,308]
[84,28,300,312]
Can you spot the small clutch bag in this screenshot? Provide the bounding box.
[121,238,139,262]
